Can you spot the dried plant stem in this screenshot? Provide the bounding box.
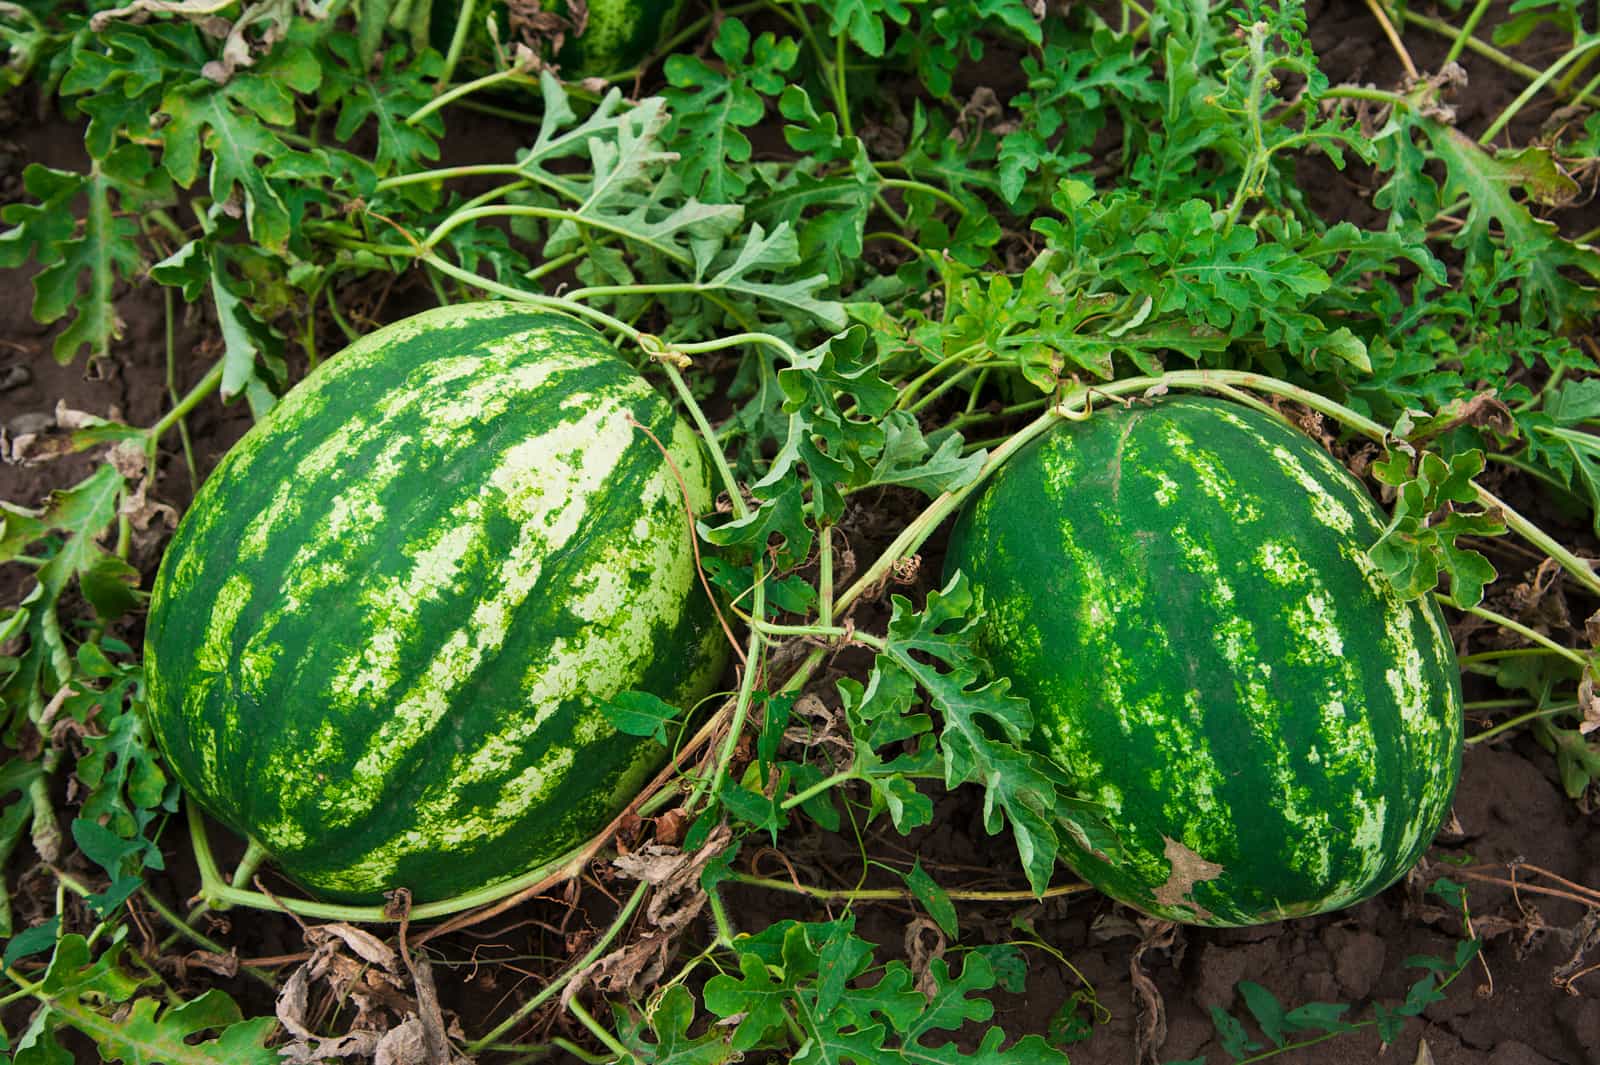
[1363,0,1418,80]
[467,882,649,1053]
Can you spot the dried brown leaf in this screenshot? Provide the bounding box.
[276,965,315,1040]
[1579,669,1600,736]
[399,947,450,1065]
[904,916,947,998]
[373,1016,434,1065]
[653,807,688,847]
[308,923,400,972]
[88,0,233,31]
[1130,919,1179,1065]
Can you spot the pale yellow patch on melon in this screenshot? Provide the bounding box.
[333,391,658,815]
[1160,424,1262,523]
[1270,445,1356,534]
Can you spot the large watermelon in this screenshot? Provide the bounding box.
[144,302,727,904]
[944,396,1463,926]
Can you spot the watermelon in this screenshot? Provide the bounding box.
[144,302,728,905]
[431,0,686,80]
[944,396,1463,926]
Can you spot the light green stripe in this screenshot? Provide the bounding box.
[308,416,708,885]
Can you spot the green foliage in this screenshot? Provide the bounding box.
[1,0,1596,1059]
[0,464,138,719]
[0,152,169,363]
[11,936,276,1065]
[663,19,798,202]
[1170,936,1480,1063]
[1369,447,1504,608]
[683,917,1071,1063]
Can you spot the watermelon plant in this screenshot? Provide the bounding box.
[1,0,1599,1062]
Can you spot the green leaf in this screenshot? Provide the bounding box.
[0,464,130,720]
[1533,423,1600,536]
[1372,1002,1406,1044]
[3,916,61,966]
[814,916,877,1020]
[998,25,1158,204]
[80,554,140,620]
[745,327,896,522]
[76,691,170,839]
[16,937,273,1063]
[86,990,279,1065]
[903,860,957,938]
[1208,1005,1261,1059]
[704,949,795,1051]
[1238,981,1288,1046]
[323,36,443,176]
[1546,379,1600,424]
[699,222,846,330]
[816,0,919,57]
[1399,973,1446,1016]
[1046,991,1096,1046]
[865,412,985,497]
[663,20,798,202]
[720,774,789,841]
[614,984,739,1064]
[907,953,995,1037]
[604,691,688,745]
[700,479,813,570]
[1281,1001,1351,1034]
[0,148,167,363]
[0,758,45,936]
[877,573,1082,893]
[1410,116,1600,330]
[1368,448,1504,606]
[158,62,310,251]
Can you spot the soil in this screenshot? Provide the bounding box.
[2,1,1599,1063]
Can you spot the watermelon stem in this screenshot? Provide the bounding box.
[1435,594,1592,668]
[781,769,858,810]
[657,352,771,817]
[409,66,532,129]
[1467,703,1580,745]
[706,885,738,945]
[819,524,835,629]
[466,881,650,1052]
[731,872,1093,904]
[145,360,223,457]
[745,617,885,651]
[229,840,270,893]
[564,997,635,1061]
[426,206,692,265]
[433,0,480,91]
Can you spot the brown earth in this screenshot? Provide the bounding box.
[2,0,1599,1062]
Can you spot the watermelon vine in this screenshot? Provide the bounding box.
[1,0,1598,1062]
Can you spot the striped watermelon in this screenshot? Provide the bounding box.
[432,0,685,79]
[144,302,727,904]
[944,396,1463,926]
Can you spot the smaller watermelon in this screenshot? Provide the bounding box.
[944,396,1464,926]
[432,0,686,80]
